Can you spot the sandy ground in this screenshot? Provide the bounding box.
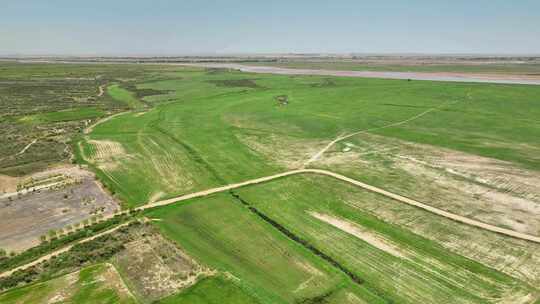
[0,174,19,193]
[179,63,540,85]
[0,166,119,252]
[97,84,105,97]
[310,212,408,259]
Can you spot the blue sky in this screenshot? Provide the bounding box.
[1,0,539,55]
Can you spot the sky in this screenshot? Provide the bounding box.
[1,0,539,56]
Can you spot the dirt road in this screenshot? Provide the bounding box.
[179,63,540,86]
[16,139,38,156]
[84,111,129,134]
[141,169,540,244]
[3,168,539,279]
[0,221,132,278]
[303,102,457,166]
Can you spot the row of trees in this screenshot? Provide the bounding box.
[0,249,16,260]
[39,214,106,243]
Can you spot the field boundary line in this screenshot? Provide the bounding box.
[16,139,38,156]
[3,169,539,280]
[140,169,540,244]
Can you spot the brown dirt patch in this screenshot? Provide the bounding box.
[114,229,213,302]
[0,166,119,252]
[0,174,19,193]
[316,133,540,236]
[310,212,409,259]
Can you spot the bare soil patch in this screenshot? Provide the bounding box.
[0,174,19,193]
[309,212,409,259]
[316,133,540,236]
[0,166,119,252]
[87,139,129,171]
[114,228,213,302]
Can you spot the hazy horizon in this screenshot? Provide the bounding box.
[2,0,540,56]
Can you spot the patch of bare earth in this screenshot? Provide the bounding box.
[235,133,326,169]
[0,165,119,252]
[306,134,540,288]
[87,139,129,171]
[137,135,195,193]
[316,133,540,236]
[309,212,409,259]
[0,174,19,193]
[114,228,214,302]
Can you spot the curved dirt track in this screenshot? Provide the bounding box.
[303,101,458,166]
[3,168,539,279]
[139,169,540,244]
[84,111,130,134]
[180,63,540,86]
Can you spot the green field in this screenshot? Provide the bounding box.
[0,263,136,304]
[3,63,540,303]
[18,107,106,124]
[77,67,540,207]
[157,276,262,304]
[234,175,537,303]
[107,84,147,109]
[143,175,538,303]
[146,194,382,304]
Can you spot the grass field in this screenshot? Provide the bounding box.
[18,107,106,124]
[77,66,540,208]
[0,263,136,304]
[157,276,262,304]
[247,60,540,74]
[146,194,383,304]
[233,175,537,303]
[107,84,147,109]
[4,62,540,303]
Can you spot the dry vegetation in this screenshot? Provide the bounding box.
[114,227,214,302]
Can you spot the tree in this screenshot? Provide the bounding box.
[48,229,57,239]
